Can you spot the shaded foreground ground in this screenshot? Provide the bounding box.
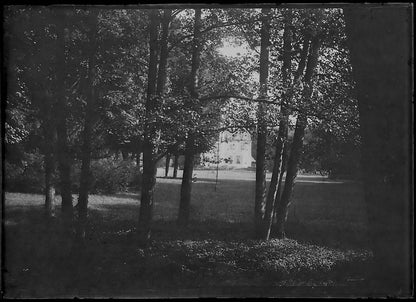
[4,170,376,298]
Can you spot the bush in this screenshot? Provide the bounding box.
[4,151,46,194]
[89,158,141,194]
[5,149,142,195]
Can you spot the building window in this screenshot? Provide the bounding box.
[236,156,241,164]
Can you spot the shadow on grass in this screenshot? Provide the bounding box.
[3,176,371,298]
[3,205,376,298]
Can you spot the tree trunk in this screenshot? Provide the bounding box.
[274,34,322,239]
[138,152,157,245]
[55,12,73,226]
[121,150,129,160]
[272,30,309,227]
[344,7,411,294]
[138,9,160,246]
[76,11,99,240]
[178,137,195,226]
[262,115,290,239]
[173,154,179,178]
[42,109,56,218]
[44,145,55,217]
[136,151,141,168]
[261,11,292,240]
[156,9,172,96]
[165,153,171,177]
[261,124,285,240]
[56,122,73,222]
[178,8,202,227]
[254,8,271,238]
[274,114,307,238]
[273,141,289,223]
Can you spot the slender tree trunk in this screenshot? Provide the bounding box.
[56,122,73,221]
[156,9,172,96]
[138,154,157,244]
[173,154,179,178]
[42,109,57,218]
[262,115,288,239]
[274,114,307,238]
[261,11,292,240]
[136,151,141,168]
[273,141,289,223]
[272,31,309,227]
[44,144,56,217]
[138,9,160,246]
[344,7,411,293]
[178,138,195,226]
[77,11,99,240]
[121,150,129,160]
[274,34,322,238]
[55,12,73,226]
[165,153,171,177]
[178,8,202,227]
[254,8,271,238]
[138,9,172,245]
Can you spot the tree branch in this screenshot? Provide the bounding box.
[168,18,260,51]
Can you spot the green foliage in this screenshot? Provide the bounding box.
[300,116,361,178]
[140,238,371,280]
[4,150,46,194]
[88,158,141,194]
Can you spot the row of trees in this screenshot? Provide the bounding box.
[250,8,356,239]
[5,7,357,243]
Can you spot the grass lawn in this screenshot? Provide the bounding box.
[3,169,374,298]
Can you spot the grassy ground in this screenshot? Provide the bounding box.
[3,169,374,298]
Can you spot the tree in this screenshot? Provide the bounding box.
[262,9,353,239]
[54,9,74,226]
[274,28,323,239]
[254,8,271,238]
[261,9,293,240]
[4,7,58,217]
[177,8,202,227]
[76,9,99,239]
[138,9,161,245]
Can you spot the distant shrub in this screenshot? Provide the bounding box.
[4,151,45,194]
[5,149,142,195]
[89,158,141,194]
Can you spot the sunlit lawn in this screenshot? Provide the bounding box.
[4,169,373,298]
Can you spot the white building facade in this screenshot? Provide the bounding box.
[200,130,255,168]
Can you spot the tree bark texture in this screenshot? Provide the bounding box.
[178,8,202,227]
[344,6,412,294]
[254,8,271,238]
